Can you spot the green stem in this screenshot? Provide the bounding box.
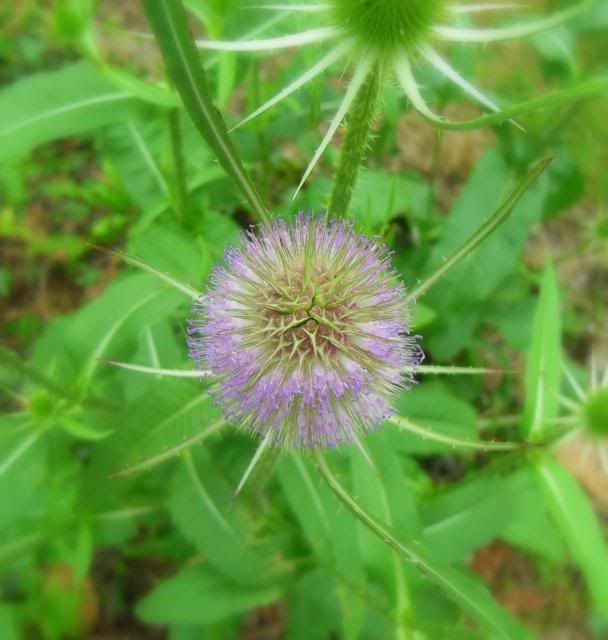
[328,64,383,218]
[168,108,187,222]
[314,448,420,557]
[312,449,518,640]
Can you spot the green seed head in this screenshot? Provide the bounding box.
[331,0,447,56]
[584,388,608,437]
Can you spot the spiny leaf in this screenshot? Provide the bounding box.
[388,414,531,451]
[142,0,271,223]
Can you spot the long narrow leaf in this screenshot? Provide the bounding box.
[534,458,608,616]
[112,417,226,478]
[142,0,271,224]
[407,157,551,302]
[522,261,562,441]
[387,415,530,451]
[105,249,201,299]
[419,76,608,131]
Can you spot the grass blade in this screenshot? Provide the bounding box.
[142,0,271,224]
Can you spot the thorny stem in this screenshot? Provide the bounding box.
[313,449,422,564]
[328,64,383,218]
[314,448,420,634]
[312,449,515,640]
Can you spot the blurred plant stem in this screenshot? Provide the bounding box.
[329,64,383,218]
[168,107,187,222]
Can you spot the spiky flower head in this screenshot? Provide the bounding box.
[585,387,608,438]
[331,0,448,55]
[558,359,608,478]
[197,0,591,197]
[562,359,608,440]
[189,214,421,448]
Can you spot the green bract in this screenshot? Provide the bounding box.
[584,388,608,437]
[331,0,447,55]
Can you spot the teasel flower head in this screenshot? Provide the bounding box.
[188,214,422,448]
[196,0,591,197]
[559,358,608,475]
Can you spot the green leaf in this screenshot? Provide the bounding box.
[0,605,18,640]
[109,249,200,300]
[0,431,46,529]
[422,475,518,563]
[277,452,366,640]
[388,382,478,455]
[169,451,276,586]
[106,380,222,476]
[128,223,211,293]
[410,302,437,330]
[277,454,333,563]
[102,64,179,108]
[411,155,551,302]
[35,273,185,390]
[58,417,113,441]
[277,454,366,639]
[350,434,419,635]
[522,260,561,441]
[287,570,341,640]
[142,0,271,224]
[349,170,428,231]
[500,469,566,562]
[534,458,608,617]
[136,564,281,626]
[0,62,136,161]
[423,151,549,358]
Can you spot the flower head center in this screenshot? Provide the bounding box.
[584,388,608,438]
[331,0,447,55]
[258,261,353,362]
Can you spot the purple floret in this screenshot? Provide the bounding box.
[189,214,422,448]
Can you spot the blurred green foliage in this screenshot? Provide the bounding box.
[1,1,607,638]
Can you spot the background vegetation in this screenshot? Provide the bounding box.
[1,0,607,638]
